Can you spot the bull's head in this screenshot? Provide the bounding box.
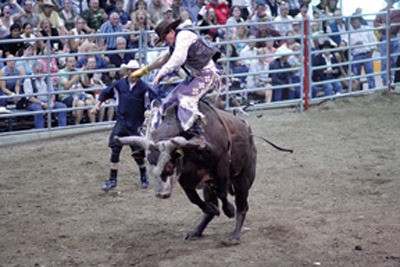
[115,135,208,199]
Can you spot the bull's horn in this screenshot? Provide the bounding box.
[114,136,151,149]
[171,136,209,150]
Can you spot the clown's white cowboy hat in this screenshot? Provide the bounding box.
[274,46,293,59]
[121,60,140,70]
[154,19,182,45]
[42,0,55,7]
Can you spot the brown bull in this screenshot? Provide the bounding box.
[116,101,256,245]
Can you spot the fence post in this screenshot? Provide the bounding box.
[303,18,309,111]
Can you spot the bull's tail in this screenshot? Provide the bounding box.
[252,135,294,153]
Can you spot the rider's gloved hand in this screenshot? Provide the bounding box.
[130,67,149,82]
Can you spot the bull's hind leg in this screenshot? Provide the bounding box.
[185,184,218,240]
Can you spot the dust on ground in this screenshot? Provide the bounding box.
[0,91,399,266]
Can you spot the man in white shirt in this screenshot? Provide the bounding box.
[349,16,377,89]
[130,19,221,135]
[24,61,67,129]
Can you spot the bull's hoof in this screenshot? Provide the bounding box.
[204,203,220,216]
[221,237,240,246]
[223,202,235,218]
[185,231,202,240]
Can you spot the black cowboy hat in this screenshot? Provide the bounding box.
[155,19,181,45]
[318,40,336,50]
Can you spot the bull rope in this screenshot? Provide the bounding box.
[252,135,294,153]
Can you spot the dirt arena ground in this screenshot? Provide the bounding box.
[0,91,399,266]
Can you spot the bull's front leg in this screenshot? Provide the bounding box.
[182,187,220,216]
[182,186,219,240]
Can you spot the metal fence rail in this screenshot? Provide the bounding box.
[0,9,398,137]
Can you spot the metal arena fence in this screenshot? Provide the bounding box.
[0,9,399,137]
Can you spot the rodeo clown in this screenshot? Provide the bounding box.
[91,60,156,191]
[129,19,221,135]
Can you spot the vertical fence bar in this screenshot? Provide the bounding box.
[303,18,309,111]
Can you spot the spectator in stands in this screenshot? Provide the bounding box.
[264,37,277,64]
[287,0,301,18]
[108,37,135,68]
[128,8,153,49]
[279,30,298,49]
[295,3,310,20]
[287,42,302,98]
[24,61,67,129]
[37,18,65,53]
[291,21,302,43]
[160,7,174,25]
[0,55,21,107]
[96,63,117,122]
[312,40,342,96]
[374,0,399,86]
[98,12,124,51]
[182,0,200,23]
[16,43,35,77]
[349,16,376,89]
[112,0,130,27]
[333,39,361,92]
[58,56,95,125]
[265,0,278,18]
[0,4,23,39]
[2,0,25,16]
[79,55,103,97]
[68,17,93,53]
[206,0,229,25]
[37,44,59,89]
[248,3,272,36]
[326,9,348,46]
[76,42,108,69]
[90,59,154,191]
[254,17,280,48]
[130,0,154,30]
[99,0,114,14]
[0,23,23,57]
[325,0,338,17]
[248,48,273,103]
[38,0,67,36]
[171,0,184,20]
[226,6,245,36]
[199,7,222,41]
[70,0,88,15]
[58,0,78,31]
[81,0,108,32]
[314,0,328,16]
[239,34,258,69]
[273,2,294,36]
[270,46,293,101]
[190,0,206,25]
[353,8,368,26]
[20,22,37,53]
[13,0,40,29]
[147,0,169,26]
[230,24,248,54]
[179,9,193,28]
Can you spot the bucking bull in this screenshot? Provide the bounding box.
[115,100,256,245]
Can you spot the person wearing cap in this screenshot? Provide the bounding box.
[38,0,67,36]
[373,0,400,87]
[349,16,376,89]
[129,19,221,135]
[269,45,294,101]
[91,60,156,192]
[311,40,343,96]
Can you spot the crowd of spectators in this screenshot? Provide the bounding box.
[0,0,398,131]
